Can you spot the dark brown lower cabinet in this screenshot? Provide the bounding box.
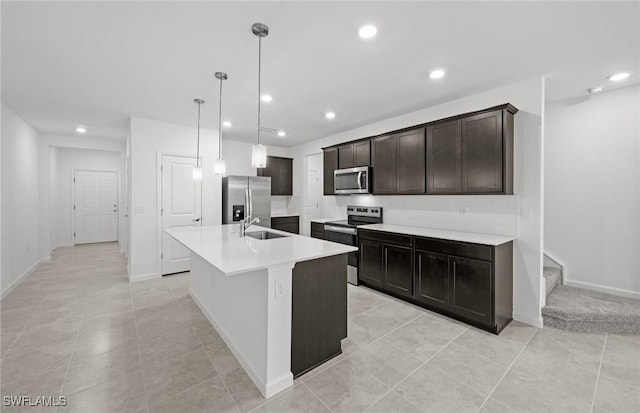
[271,216,299,234]
[291,254,347,377]
[415,250,449,311]
[360,228,513,334]
[310,222,324,239]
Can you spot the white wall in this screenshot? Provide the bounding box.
[545,85,640,297]
[289,77,545,326]
[55,148,122,245]
[38,134,126,257]
[1,103,41,298]
[128,117,220,281]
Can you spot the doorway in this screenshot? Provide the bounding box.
[73,170,119,244]
[303,153,322,235]
[160,154,202,275]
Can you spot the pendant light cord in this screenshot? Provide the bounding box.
[218,77,223,159]
[196,101,201,167]
[257,35,262,146]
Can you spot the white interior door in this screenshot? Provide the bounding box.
[161,155,201,275]
[74,170,118,244]
[303,153,322,236]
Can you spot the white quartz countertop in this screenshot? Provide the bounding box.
[358,224,515,246]
[271,213,300,218]
[166,224,357,276]
[310,218,342,224]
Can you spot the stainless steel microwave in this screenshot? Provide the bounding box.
[334,166,371,194]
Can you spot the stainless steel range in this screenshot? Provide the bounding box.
[324,206,383,285]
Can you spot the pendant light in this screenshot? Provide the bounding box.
[192,98,205,181]
[251,22,268,168]
[213,72,228,176]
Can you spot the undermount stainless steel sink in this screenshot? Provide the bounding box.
[246,231,289,240]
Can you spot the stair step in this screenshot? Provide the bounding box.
[542,285,640,334]
[543,266,561,297]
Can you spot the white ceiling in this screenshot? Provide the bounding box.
[2,2,638,146]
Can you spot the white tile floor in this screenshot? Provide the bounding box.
[1,243,639,412]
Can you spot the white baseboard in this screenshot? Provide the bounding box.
[56,242,74,248]
[128,272,159,283]
[564,279,640,300]
[513,312,543,328]
[0,259,42,300]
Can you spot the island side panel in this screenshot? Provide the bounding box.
[188,253,270,390]
[291,253,348,377]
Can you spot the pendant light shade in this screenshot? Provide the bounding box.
[192,98,205,181]
[251,144,267,168]
[214,72,228,176]
[251,23,269,168]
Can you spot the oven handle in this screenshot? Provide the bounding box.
[324,225,357,235]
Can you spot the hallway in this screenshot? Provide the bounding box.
[1,243,639,412]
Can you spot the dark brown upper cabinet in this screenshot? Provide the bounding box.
[257,156,293,195]
[324,103,517,197]
[427,105,516,195]
[427,119,462,194]
[338,141,371,169]
[371,129,425,195]
[323,147,338,195]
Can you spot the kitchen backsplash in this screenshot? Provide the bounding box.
[271,195,301,217]
[321,195,518,236]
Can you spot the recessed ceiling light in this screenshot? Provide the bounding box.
[358,25,377,39]
[588,86,603,94]
[429,69,446,79]
[222,121,232,127]
[325,111,336,119]
[76,126,87,134]
[277,130,286,137]
[261,94,273,102]
[608,72,630,82]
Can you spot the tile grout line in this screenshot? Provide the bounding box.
[475,327,538,412]
[590,332,608,413]
[179,281,244,413]
[129,279,152,412]
[300,380,335,413]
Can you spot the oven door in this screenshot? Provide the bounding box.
[323,225,359,285]
[334,166,370,194]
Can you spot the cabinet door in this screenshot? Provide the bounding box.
[371,135,397,194]
[427,120,462,194]
[450,256,492,325]
[415,250,449,310]
[383,244,413,298]
[278,157,293,195]
[359,239,383,287]
[257,156,278,194]
[354,140,371,167]
[338,144,355,169]
[397,129,426,194]
[323,148,338,195]
[462,110,503,193]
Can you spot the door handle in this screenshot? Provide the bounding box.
[192,218,201,222]
[357,172,363,190]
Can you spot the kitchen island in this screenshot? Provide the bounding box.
[165,224,357,398]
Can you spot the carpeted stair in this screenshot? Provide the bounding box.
[542,284,640,334]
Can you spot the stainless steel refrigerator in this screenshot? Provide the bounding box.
[222,176,271,228]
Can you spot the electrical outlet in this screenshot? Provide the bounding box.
[460,206,469,215]
[275,279,286,299]
[520,208,531,221]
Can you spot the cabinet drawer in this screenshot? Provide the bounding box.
[358,229,412,247]
[415,237,492,261]
[272,216,299,225]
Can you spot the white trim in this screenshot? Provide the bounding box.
[564,279,640,300]
[157,152,202,277]
[1,259,42,300]
[128,272,160,283]
[57,242,74,248]
[513,312,543,328]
